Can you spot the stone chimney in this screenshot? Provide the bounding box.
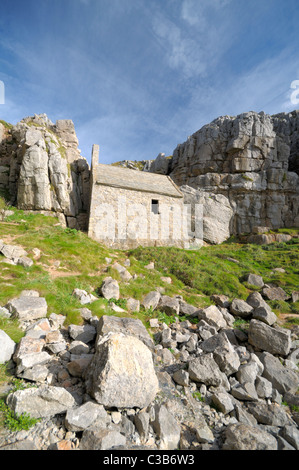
[91,144,100,171]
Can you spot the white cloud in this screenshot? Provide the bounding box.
[165,47,299,144]
[181,0,207,27]
[2,0,298,167]
[152,16,207,78]
[151,0,235,80]
[181,0,232,26]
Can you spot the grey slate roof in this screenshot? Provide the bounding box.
[94,163,183,198]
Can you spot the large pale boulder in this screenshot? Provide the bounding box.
[85,332,159,409]
[0,330,16,364]
[181,186,233,244]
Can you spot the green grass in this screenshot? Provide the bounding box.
[130,236,299,313]
[0,379,40,431]
[0,196,298,358]
[0,400,39,431]
[0,119,13,130]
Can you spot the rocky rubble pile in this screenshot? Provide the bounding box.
[0,275,298,451]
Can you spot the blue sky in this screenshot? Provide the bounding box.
[0,0,299,165]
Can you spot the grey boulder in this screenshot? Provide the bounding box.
[100,277,120,300]
[6,296,48,321]
[248,319,292,356]
[97,315,154,351]
[222,423,277,450]
[6,385,76,419]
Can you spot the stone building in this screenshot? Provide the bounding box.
[1,111,298,246]
[88,145,187,249]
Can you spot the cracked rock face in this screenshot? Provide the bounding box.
[1,109,299,241]
[84,332,159,409]
[152,111,299,239]
[0,114,90,230]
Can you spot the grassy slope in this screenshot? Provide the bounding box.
[0,199,298,342]
[131,237,299,310]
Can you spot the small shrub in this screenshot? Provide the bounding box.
[193,391,205,402]
[0,400,39,431]
[233,318,249,331]
[108,298,127,309]
[0,378,39,431]
[64,227,78,236]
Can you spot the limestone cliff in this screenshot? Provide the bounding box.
[148,110,299,240]
[0,114,90,230]
[1,110,298,242]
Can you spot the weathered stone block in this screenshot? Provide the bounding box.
[6,296,48,321]
[248,319,292,356]
[85,333,159,409]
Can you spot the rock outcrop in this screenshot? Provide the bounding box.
[0,114,90,230]
[148,111,299,241]
[1,109,298,242]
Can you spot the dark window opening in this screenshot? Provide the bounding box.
[151,199,159,214]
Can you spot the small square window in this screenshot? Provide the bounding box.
[151,199,159,214]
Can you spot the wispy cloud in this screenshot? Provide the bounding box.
[165,47,299,143]
[1,0,298,166]
[181,0,232,26]
[150,0,235,80]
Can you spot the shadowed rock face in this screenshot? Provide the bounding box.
[166,111,299,237]
[0,114,90,230]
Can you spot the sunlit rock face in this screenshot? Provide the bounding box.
[166,111,299,236]
[0,114,90,230]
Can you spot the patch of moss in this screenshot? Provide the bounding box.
[0,120,13,130]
